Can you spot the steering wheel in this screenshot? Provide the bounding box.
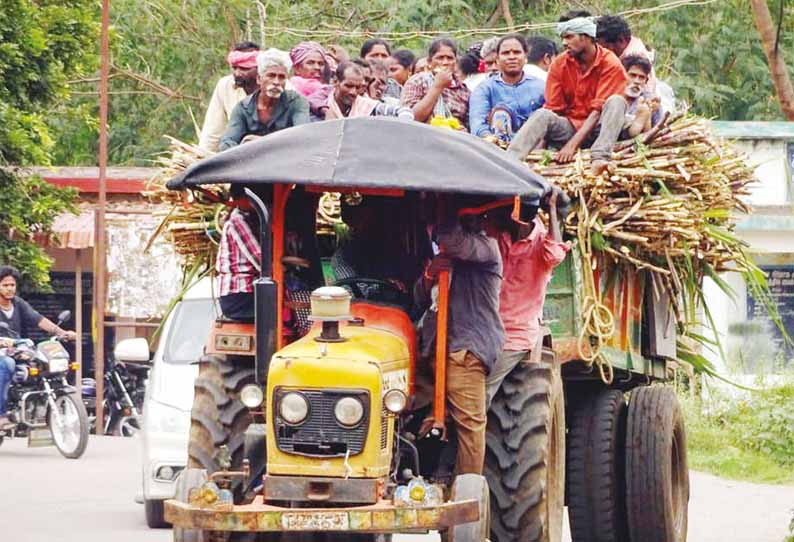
[334,277,412,310]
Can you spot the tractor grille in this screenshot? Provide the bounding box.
[274,389,369,457]
[380,410,389,450]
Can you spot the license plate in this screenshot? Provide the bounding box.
[282,511,350,531]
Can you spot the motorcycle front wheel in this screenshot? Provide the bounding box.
[112,415,140,437]
[49,392,89,459]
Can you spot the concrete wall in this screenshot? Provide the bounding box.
[702,129,794,374]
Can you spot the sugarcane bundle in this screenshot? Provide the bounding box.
[144,137,227,268]
[145,137,346,264]
[501,114,774,381]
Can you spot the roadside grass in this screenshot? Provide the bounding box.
[680,382,794,485]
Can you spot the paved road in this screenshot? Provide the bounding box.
[0,436,791,542]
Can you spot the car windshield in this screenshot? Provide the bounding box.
[164,298,217,364]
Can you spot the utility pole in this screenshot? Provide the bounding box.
[95,0,110,434]
[750,0,794,120]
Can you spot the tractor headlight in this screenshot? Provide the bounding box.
[240,384,264,408]
[383,389,407,414]
[334,396,364,427]
[279,392,309,425]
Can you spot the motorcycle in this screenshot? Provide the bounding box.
[83,354,147,437]
[0,310,89,459]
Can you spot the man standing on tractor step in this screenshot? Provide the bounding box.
[484,189,569,408]
[414,201,504,475]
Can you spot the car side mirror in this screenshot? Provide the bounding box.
[113,337,151,364]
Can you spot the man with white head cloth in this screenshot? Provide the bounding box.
[507,16,628,175]
[219,48,309,151]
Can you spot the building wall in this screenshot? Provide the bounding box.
[702,128,794,374]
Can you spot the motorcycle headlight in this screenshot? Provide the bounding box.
[334,396,364,427]
[48,358,68,373]
[279,392,309,425]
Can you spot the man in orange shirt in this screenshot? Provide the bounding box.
[507,16,628,175]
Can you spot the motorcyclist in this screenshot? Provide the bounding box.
[0,265,77,429]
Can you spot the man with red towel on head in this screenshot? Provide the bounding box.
[198,41,260,152]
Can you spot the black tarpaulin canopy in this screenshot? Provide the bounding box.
[168,117,551,203]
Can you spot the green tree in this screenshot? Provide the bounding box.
[0,0,98,288]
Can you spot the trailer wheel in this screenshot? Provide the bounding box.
[187,354,256,502]
[625,386,689,542]
[485,355,565,542]
[567,389,628,542]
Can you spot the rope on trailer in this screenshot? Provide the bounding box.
[574,185,615,385]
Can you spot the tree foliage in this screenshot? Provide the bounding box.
[46,0,794,167]
[0,0,96,288]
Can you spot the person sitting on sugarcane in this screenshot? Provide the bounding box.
[506,15,628,176]
[621,54,662,138]
[198,41,260,153]
[468,34,545,143]
[483,189,569,408]
[219,48,309,151]
[413,198,505,475]
[323,62,414,121]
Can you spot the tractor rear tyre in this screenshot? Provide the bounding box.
[187,354,256,502]
[625,386,689,542]
[485,356,565,542]
[567,389,628,542]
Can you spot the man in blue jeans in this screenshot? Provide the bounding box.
[0,266,76,429]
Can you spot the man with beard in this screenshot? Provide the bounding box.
[468,34,545,142]
[622,54,661,137]
[198,41,260,152]
[324,61,413,120]
[219,49,309,151]
[507,16,628,175]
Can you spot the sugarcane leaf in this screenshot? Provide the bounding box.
[703,208,731,219]
[656,179,672,197]
[676,348,717,377]
[591,230,608,251]
[703,262,736,301]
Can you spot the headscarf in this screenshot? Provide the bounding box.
[556,17,597,38]
[289,41,336,75]
[290,76,328,98]
[226,50,259,69]
[256,48,292,75]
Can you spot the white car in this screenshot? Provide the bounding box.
[134,280,216,528]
